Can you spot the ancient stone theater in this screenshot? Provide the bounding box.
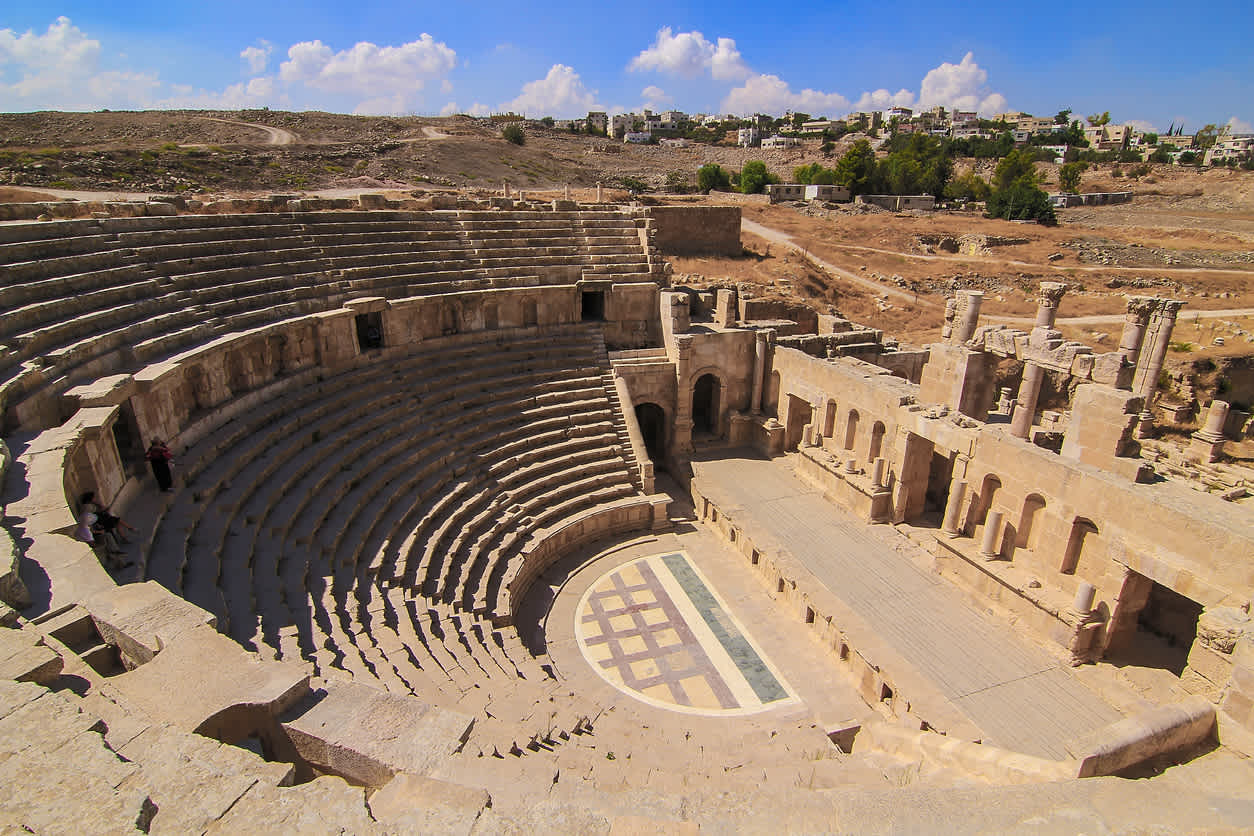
[1,194,1252,832]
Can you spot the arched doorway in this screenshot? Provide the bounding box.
[635,403,667,463]
[844,409,860,451]
[1016,494,1047,550]
[868,421,886,462]
[692,374,720,436]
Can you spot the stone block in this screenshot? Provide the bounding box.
[369,773,491,835]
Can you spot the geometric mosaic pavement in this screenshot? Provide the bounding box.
[576,552,797,716]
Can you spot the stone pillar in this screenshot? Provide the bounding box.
[872,457,888,489]
[941,478,968,538]
[564,184,571,201]
[1134,300,1184,436]
[1034,282,1067,330]
[954,290,984,343]
[714,289,737,328]
[518,190,526,202]
[596,182,603,203]
[673,335,694,454]
[1190,399,1230,462]
[1117,296,1157,369]
[503,180,511,198]
[750,330,768,415]
[1072,582,1096,615]
[1010,362,1045,439]
[980,510,1004,559]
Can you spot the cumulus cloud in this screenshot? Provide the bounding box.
[721,74,849,116]
[628,27,750,81]
[440,101,490,117]
[640,85,672,110]
[1126,119,1159,133]
[279,34,455,98]
[1227,116,1253,134]
[240,41,272,75]
[504,64,601,117]
[854,88,916,112]
[0,16,159,110]
[917,52,1006,116]
[158,76,283,110]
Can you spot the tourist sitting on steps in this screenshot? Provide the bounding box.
[73,508,132,570]
[79,491,140,543]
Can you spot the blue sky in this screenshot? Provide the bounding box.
[2,1,1251,133]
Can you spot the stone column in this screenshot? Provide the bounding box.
[1033,282,1067,331]
[954,290,984,343]
[1072,582,1096,616]
[1190,399,1230,462]
[596,182,603,203]
[563,184,571,201]
[872,457,888,488]
[673,335,695,454]
[714,289,737,328]
[1010,362,1045,439]
[942,477,968,538]
[980,510,1004,559]
[503,180,511,198]
[1117,295,1157,368]
[750,330,768,415]
[1134,300,1184,436]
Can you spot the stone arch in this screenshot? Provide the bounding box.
[967,473,1002,534]
[844,409,860,451]
[1016,494,1047,550]
[868,421,886,462]
[1060,517,1099,575]
[822,399,838,439]
[634,402,667,462]
[692,372,722,436]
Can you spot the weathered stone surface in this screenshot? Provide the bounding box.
[1197,606,1252,654]
[283,681,473,787]
[0,624,62,684]
[86,580,216,667]
[369,773,490,835]
[0,526,31,611]
[205,774,380,834]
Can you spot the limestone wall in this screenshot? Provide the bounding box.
[647,206,742,256]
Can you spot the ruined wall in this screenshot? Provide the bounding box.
[647,206,742,256]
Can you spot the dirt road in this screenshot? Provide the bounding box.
[743,218,922,305]
[198,116,297,146]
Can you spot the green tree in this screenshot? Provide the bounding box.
[696,163,731,193]
[991,148,1042,191]
[738,160,776,194]
[1194,124,1219,150]
[1149,146,1172,164]
[502,123,525,145]
[943,171,990,202]
[1086,111,1111,127]
[1054,108,1073,125]
[790,112,811,130]
[1143,132,1159,146]
[986,180,1057,224]
[1058,161,1088,193]
[539,116,555,128]
[876,133,952,197]
[833,139,877,196]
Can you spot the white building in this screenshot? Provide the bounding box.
[623,131,652,144]
[738,126,762,147]
[761,135,802,149]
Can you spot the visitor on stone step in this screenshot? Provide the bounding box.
[79,491,140,543]
[145,439,174,492]
[73,508,132,569]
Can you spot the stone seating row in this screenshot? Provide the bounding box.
[139,326,638,717]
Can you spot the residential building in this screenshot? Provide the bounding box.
[761,135,802,149]
[738,126,762,147]
[585,111,608,134]
[623,131,652,144]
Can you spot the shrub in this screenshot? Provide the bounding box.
[985,180,1056,225]
[696,163,731,193]
[502,124,525,146]
[665,170,693,193]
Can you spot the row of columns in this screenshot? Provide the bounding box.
[1009,282,1066,440]
[501,182,600,202]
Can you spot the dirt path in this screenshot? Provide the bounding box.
[743,218,922,305]
[197,116,296,146]
[989,307,1254,327]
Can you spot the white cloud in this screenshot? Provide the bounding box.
[1227,116,1253,134]
[628,27,750,81]
[640,84,672,110]
[279,34,455,102]
[0,16,159,110]
[721,74,850,116]
[441,101,491,117]
[917,52,1006,116]
[504,64,601,117]
[157,75,283,110]
[240,41,272,75]
[1126,119,1158,134]
[854,88,916,112]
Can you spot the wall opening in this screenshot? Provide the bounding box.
[843,409,860,451]
[354,311,384,351]
[868,421,886,462]
[967,474,1002,534]
[581,290,606,321]
[111,403,145,478]
[823,400,838,439]
[924,450,954,515]
[523,300,538,327]
[634,402,667,463]
[1060,518,1098,574]
[692,374,721,435]
[805,607,816,624]
[785,394,813,451]
[1016,494,1047,550]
